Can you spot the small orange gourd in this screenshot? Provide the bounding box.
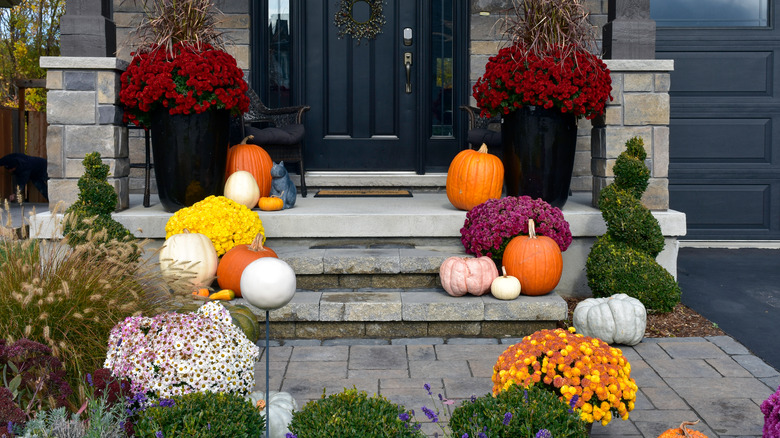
[502,218,563,296]
[226,136,273,198]
[258,196,284,211]
[446,143,504,211]
[657,421,709,438]
[216,233,278,297]
[193,288,210,297]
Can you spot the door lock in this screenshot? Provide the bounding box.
[404,52,413,94]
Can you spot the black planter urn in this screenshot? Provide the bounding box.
[501,105,578,209]
[149,109,230,212]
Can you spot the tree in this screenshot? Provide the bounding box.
[0,0,64,110]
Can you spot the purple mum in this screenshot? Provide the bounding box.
[762,385,780,438]
[461,196,572,263]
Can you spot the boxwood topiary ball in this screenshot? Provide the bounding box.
[586,235,681,313]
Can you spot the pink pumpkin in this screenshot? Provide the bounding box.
[439,256,499,297]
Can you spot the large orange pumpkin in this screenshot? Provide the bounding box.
[446,143,504,211]
[216,232,278,297]
[502,219,563,296]
[657,421,709,438]
[226,135,273,198]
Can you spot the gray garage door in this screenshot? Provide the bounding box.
[653,0,780,240]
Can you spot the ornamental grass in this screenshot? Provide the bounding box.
[493,327,638,426]
[0,203,173,409]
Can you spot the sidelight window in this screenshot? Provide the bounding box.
[268,0,291,107]
[431,0,453,137]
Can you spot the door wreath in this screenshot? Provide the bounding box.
[334,0,386,44]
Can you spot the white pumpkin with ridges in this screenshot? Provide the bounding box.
[572,293,646,346]
[159,229,218,287]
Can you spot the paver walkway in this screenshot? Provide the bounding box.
[253,336,779,438]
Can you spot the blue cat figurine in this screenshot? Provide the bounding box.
[270,161,297,209]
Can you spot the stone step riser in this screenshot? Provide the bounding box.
[225,290,568,340]
[296,274,441,291]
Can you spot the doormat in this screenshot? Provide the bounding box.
[314,189,413,198]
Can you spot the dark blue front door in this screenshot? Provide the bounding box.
[302,0,419,171]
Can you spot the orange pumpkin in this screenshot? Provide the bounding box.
[258,196,284,211]
[446,143,504,211]
[226,135,273,198]
[502,218,563,296]
[216,233,278,297]
[657,421,709,438]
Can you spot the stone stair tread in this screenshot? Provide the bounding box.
[234,289,567,323]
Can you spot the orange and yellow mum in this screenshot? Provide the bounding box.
[492,327,638,426]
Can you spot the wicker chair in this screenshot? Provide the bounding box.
[460,105,502,159]
[239,88,311,197]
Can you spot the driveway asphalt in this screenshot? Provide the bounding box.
[678,247,780,372]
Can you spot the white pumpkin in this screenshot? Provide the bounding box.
[248,391,298,438]
[159,229,218,287]
[240,258,296,310]
[572,293,647,346]
[224,170,261,209]
[491,266,522,300]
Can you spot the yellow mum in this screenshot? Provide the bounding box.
[165,196,265,256]
[491,327,637,426]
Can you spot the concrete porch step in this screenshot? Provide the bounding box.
[231,289,567,340]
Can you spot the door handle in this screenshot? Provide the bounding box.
[404,52,412,94]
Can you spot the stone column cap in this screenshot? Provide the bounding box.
[40,56,128,71]
[604,59,674,72]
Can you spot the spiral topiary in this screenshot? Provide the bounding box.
[586,136,681,313]
[62,152,137,257]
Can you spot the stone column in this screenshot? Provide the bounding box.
[591,59,673,210]
[60,0,116,57]
[602,0,656,59]
[39,57,129,211]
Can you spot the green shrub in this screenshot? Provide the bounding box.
[133,391,265,438]
[287,387,424,438]
[598,185,664,257]
[62,152,135,253]
[449,384,589,438]
[586,235,681,313]
[0,234,172,409]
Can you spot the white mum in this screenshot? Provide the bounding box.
[104,302,259,399]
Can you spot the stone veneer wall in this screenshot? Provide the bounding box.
[39,57,129,210]
[593,60,673,210]
[112,0,250,195]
